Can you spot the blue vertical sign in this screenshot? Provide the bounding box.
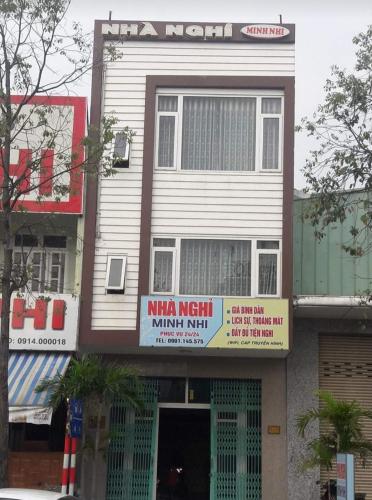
[337,453,354,500]
[69,399,83,438]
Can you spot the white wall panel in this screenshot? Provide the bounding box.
[92,39,294,330]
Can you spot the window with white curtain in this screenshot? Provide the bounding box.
[256,240,280,296]
[180,239,251,295]
[151,237,280,297]
[151,238,176,294]
[155,91,283,172]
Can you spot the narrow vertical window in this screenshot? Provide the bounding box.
[257,240,279,295]
[261,98,281,170]
[157,96,178,168]
[49,252,65,293]
[152,238,176,294]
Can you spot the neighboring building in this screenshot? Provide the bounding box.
[80,20,295,500]
[288,192,372,500]
[1,95,86,489]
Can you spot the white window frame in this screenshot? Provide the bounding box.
[105,255,127,291]
[255,242,281,297]
[258,98,283,172]
[111,130,130,166]
[155,105,179,170]
[13,246,67,294]
[150,243,177,295]
[45,250,66,293]
[150,236,281,298]
[155,89,284,173]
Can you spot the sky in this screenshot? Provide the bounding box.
[68,0,372,187]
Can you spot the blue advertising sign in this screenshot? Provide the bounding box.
[337,453,354,500]
[70,418,83,438]
[70,399,83,419]
[140,296,289,350]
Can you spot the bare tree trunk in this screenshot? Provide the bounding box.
[0,55,13,486]
[0,241,12,487]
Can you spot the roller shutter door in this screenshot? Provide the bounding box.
[320,335,372,498]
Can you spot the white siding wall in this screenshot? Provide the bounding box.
[92,40,295,330]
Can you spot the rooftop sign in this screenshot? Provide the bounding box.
[100,21,295,43]
[241,24,290,39]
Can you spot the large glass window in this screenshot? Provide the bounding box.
[180,239,251,296]
[156,92,283,171]
[182,97,256,171]
[151,237,280,297]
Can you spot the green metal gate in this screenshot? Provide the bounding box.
[106,379,159,500]
[210,379,261,500]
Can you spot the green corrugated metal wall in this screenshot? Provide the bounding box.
[294,192,372,296]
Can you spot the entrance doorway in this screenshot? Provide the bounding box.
[156,408,210,500]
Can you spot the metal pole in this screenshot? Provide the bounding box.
[61,434,71,494]
[69,437,77,495]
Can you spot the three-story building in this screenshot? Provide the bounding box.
[81,20,295,500]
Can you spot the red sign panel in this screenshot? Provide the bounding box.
[1,95,86,213]
[0,293,79,351]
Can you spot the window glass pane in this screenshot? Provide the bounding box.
[257,241,279,249]
[108,258,123,287]
[51,267,59,279]
[188,378,210,403]
[158,378,185,403]
[153,238,176,247]
[262,117,279,169]
[158,116,175,167]
[32,253,41,265]
[180,239,251,296]
[153,251,173,293]
[262,97,281,114]
[181,96,256,171]
[158,95,178,112]
[44,236,67,248]
[258,254,277,295]
[113,132,127,157]
[15,234,38,247]
[52,253,62,265]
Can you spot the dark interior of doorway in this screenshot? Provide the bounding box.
[157,408,210,500]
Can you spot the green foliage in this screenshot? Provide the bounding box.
[298,25,372,255]
[297,390,372,470]
[36,354,143,411]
